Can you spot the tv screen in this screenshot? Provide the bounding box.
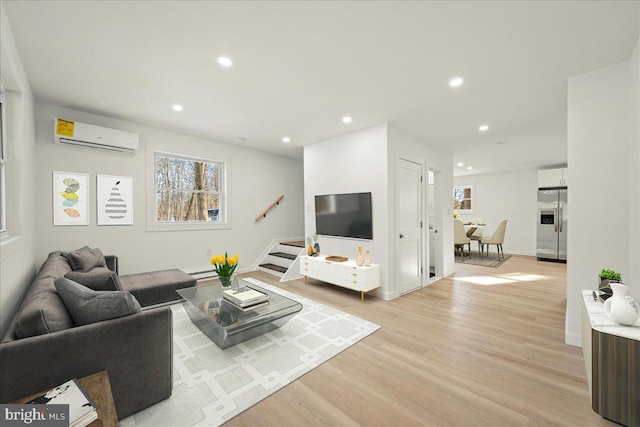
[315,192,373,240]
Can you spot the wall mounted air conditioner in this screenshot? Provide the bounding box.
[54,118,139,154]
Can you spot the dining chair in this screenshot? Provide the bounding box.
[469,227,483,255]
[454,219,471,261]
[480,219,508,260]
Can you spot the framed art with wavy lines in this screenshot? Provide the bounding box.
[53,171,89,226]
[97,174,133,225]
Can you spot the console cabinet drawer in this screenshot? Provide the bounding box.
[300,255,381,297]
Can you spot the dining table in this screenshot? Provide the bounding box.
[463,223,490,238]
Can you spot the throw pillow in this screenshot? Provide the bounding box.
[67,247,107,272]
[64,271,123,292]
[60,245,91,260]
[54,277,141,326]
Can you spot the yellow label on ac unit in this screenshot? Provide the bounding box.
[56,118,75,137]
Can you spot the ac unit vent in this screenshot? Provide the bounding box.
[54,118,139,154]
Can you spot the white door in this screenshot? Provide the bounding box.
[397,158,422,295]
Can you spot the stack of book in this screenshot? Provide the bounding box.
[27,378,98,427]
[222,286,270,311]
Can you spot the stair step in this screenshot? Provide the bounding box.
[259,263,288,273]
[281,241,305,248]
[269,252,297,260]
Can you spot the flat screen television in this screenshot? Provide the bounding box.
[315,192,373,240]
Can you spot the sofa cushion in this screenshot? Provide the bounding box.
[119,268,196,307]
[67,248,107,272]
[54,277,142,326]
[64,271,123,292]
[12,252,74,340]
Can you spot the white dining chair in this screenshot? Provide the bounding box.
[454,219,471,261]
[469,227,483,255]
[480,219,508,260]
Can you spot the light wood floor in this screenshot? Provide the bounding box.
[226,255,612,426]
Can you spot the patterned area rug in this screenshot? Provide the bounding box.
[454,253,512,267]
[121,278,380,427]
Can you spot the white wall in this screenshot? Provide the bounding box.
[566,47,638,346]
[628,38,640,293]
[454,169,538,256]
[388,124,454,282]
[303,124,390,296]
[0,2,37,337]
[303,123,454,300]
[34,103,304,275]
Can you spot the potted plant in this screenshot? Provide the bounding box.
[598,268,621,300]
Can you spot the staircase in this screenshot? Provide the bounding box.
[258,240,306,281]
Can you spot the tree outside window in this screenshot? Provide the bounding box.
[155,153,224,222]
[453,184,474,214]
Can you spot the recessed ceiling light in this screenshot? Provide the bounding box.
[342,116,352,124]
[479,124,489,132]
[172,104,183,112]
[282,137,291,143]
[217,56,233,67]
[457,162,464,167]
[449,77,464,88]
[235,137,246,143]
[467,166,473,170]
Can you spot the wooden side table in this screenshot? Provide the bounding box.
[582,291,640,426]
[12,371,118,427]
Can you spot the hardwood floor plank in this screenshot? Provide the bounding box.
[224,255,613,426]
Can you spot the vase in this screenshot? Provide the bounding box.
[219,274,234,288]
[356,246,364,266]
[603,282,637,326]
[364,250,371,267]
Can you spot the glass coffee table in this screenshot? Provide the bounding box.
[176,278,303,349]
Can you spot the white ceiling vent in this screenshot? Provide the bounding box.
[54,118,139,154]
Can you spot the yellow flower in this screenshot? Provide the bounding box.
[228,255,239,265]
[210,255,224,265]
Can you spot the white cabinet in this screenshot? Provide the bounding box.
[300,255,381,301]
[538,168,568,188]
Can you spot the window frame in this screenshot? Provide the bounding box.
[453,184,475,214]
[148,150,231,231]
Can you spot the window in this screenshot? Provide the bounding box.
[453,184,474,214]
[0,85,7,233]
[154,153,225,223]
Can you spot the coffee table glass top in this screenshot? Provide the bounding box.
[176,278,303,349]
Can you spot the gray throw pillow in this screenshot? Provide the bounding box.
[64,271,123,292]
[67,247,107,272]
[61,245,91,260]
[54,276,141,326]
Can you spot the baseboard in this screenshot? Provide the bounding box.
[565,331,582,347]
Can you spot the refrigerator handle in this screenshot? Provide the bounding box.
[554,208,558,233]
[559,207,563,233]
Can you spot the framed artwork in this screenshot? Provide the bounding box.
[53,171,89,226]
[97,175,133,225]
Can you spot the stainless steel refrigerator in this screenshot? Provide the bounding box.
[537,187,567,262]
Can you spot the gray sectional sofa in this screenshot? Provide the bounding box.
[0,249,196,420]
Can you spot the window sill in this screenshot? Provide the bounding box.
[146,221,232,232]
[0,234,23,261]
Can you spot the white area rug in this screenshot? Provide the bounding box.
[121,278,380,427]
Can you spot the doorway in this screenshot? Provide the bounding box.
[427,168,442,282]
[396,158,423,295]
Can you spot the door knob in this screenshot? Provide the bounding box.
[399,234,406,239]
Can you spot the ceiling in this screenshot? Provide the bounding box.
[3,1,639,176]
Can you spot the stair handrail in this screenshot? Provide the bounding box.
[255,194,285,222]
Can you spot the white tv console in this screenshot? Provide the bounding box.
[300,255,381,302]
